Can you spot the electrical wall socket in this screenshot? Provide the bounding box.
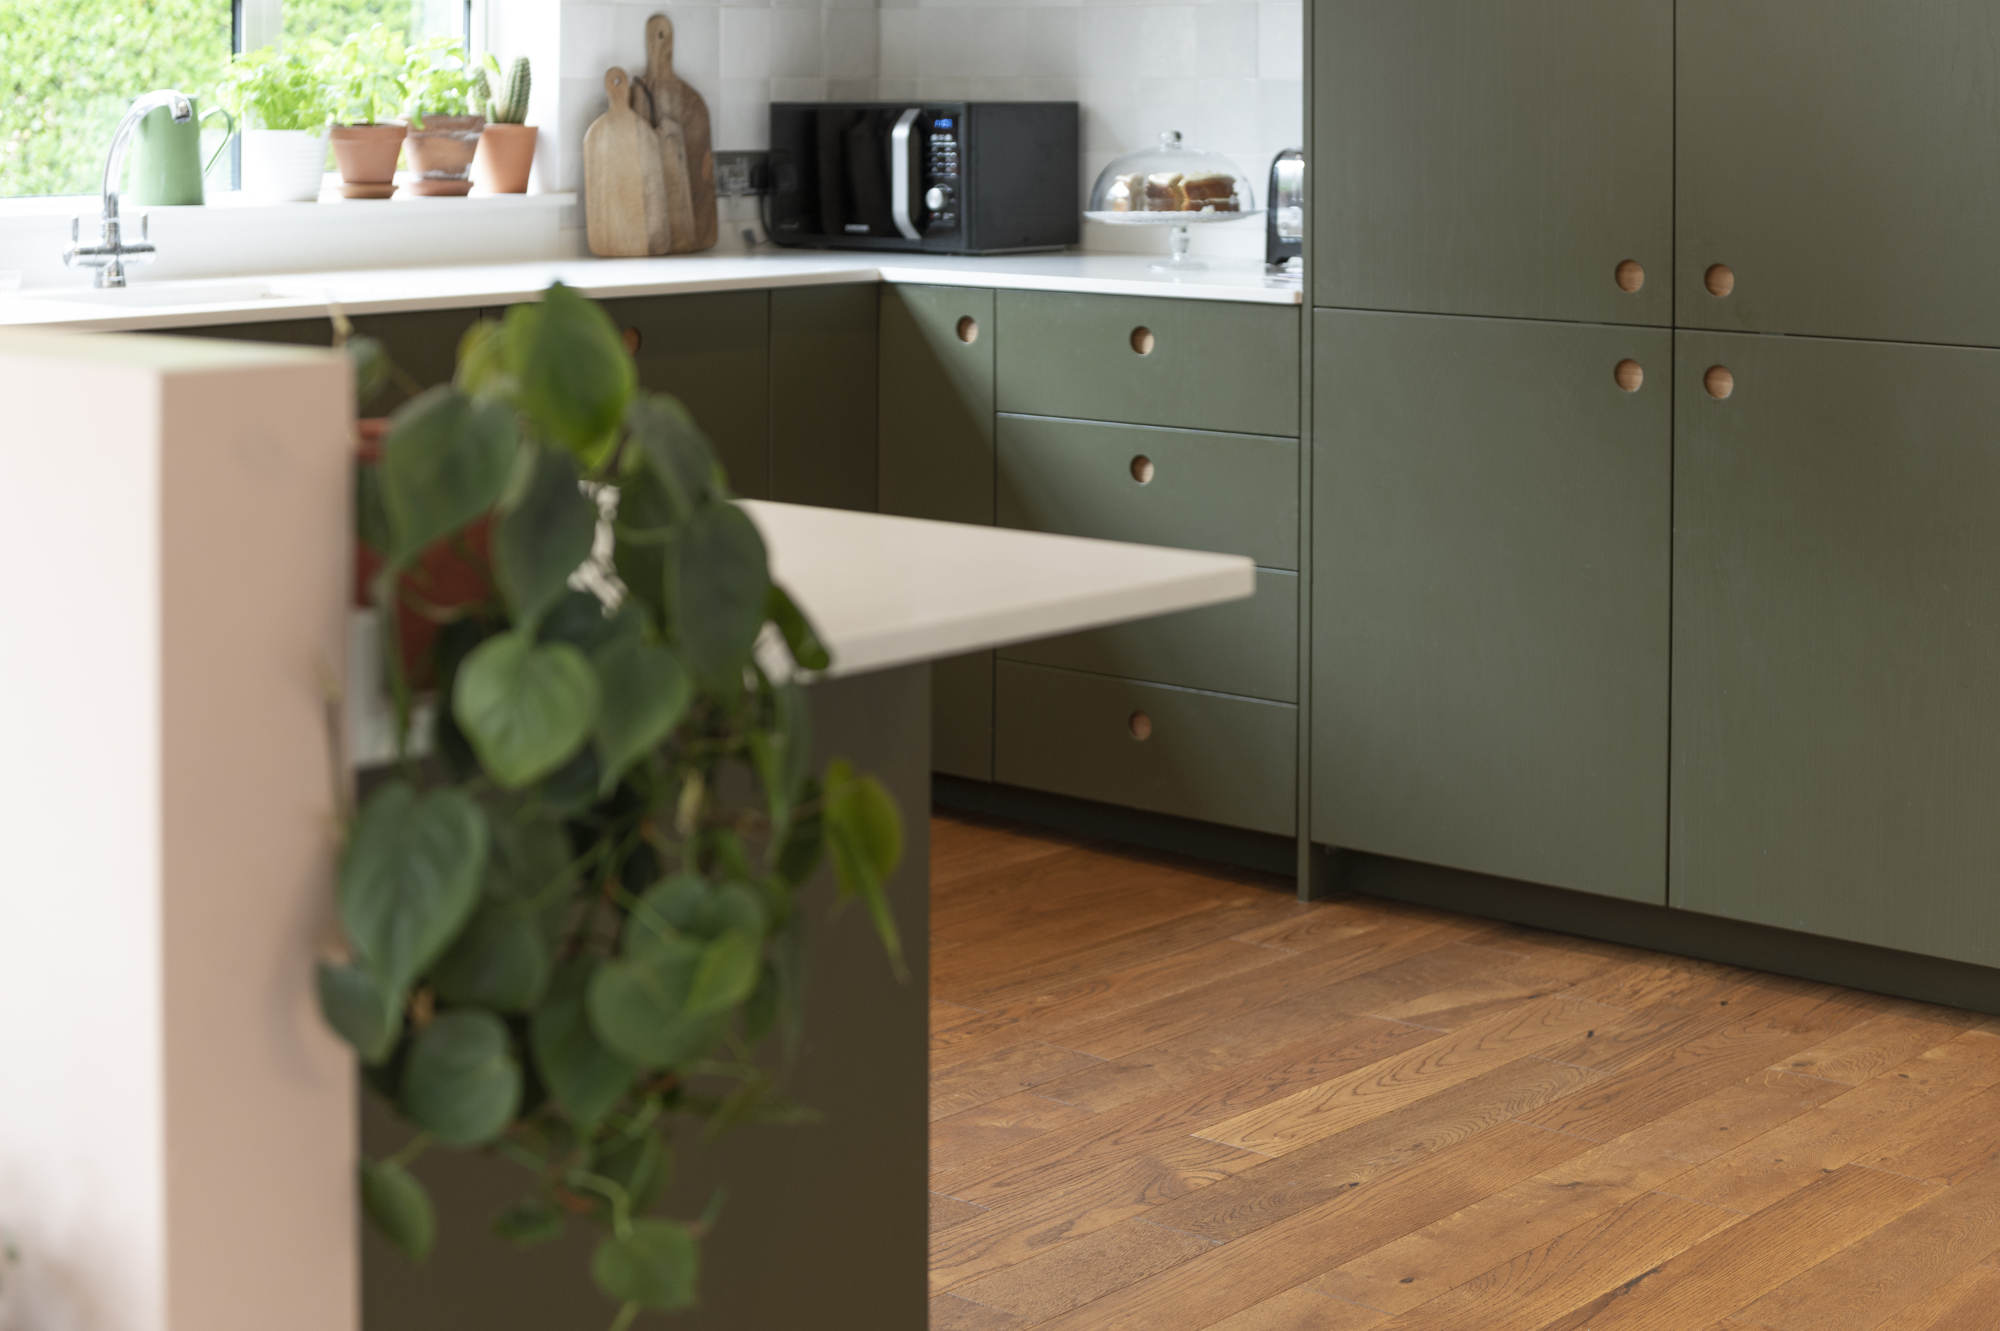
[714,151,769,198]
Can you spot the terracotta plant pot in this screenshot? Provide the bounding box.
[355,419,495,687]
[330,122,407,199]
[405,114,486,197]
[472,123,538,194]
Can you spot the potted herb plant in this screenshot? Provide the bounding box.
[402,37,486,197]
[220,40,333,203]
[323,24,409,199]
[472,54,536,194]
[328,283,903,1326]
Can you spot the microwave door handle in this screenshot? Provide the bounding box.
[890,108,922,241]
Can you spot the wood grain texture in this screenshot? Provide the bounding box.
[926,814,1994,1329]
[638,13,715,252]
[581,68,666,257]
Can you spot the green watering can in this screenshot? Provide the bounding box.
[128,97,235,205]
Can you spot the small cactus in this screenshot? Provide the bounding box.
[483,55,532,125]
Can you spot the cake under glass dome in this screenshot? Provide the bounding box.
[1087,131,1261,270]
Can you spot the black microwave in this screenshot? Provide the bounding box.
[767,102,1079,254]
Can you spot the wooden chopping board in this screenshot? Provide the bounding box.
[583,68,668,257]
[640,13,718,253]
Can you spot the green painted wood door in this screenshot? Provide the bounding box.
[771,283,878,511]
[1673,331,2000,968]
[1678,1,2000,347]
[1311,0,1672,325]
[879,284,996,780]
[1313,309,1670,903]
[601,292,771,498]
[177,307,482,414]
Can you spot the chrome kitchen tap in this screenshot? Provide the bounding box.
[64,90,193,288]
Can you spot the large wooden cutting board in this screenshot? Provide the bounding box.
[640,13,718,253]
[583,68,668,257]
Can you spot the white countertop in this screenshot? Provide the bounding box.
[0,249,1304,333]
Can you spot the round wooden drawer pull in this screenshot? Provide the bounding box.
[1128,710,1153,741]
[1130,454,1155,484]
[1704,365,1735,399]
[1614,359,1644,393]
[621,327,643,356]
[956,315,979,344]
[1130,327,1155,355]
[1615,259,1645,293]
[1704,264,1735,298]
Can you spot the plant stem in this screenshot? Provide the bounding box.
[606,1302,640,1331]
[387,1133,432,1169]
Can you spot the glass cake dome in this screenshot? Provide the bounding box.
[1086,131,1260,270]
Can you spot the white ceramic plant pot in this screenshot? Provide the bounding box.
[240,128,331,203]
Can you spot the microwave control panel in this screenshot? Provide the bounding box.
[921,114,961,234]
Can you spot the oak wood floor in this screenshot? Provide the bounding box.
[925,812,2000,1331]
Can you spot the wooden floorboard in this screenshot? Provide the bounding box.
[925,812,1997,1329]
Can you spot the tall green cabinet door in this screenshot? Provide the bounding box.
[1312,309,1670,903]
[879,284,997,780]
[771,283,878,511]
[1678,2,2000,346]
[600,292,771,497]
[1673,332,2000,969]
[1312,0,1672,325]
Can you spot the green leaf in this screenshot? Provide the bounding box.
[773,788,825,889]
[822,760,907,976]
[594,1129,672,1213]
[685,929,761,1016]
[399,1009,524,1147]
[750,681,812,839]
[453,631,600,788]
[767,584,830,672]
[355,459,393,559]
[454,318,512,398]
[494,447,598,626]
[592,637,693,791]
[504,283,635,459]
[492,1199,565,1248]
[346,335,390,414]
[587,940,728,1069]
[591,1219,698,1311]
[483,814,577,943]
[673,503,771,690]
[315,960,402,1064]
[339,782,489,996]
[360,1160,435,1262]
[531,961,639,1132]
[626,392,721,517]
[539,589,641,654]
[378,385,518,567]
[429,902,551,1012]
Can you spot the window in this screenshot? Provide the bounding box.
[0,0,469,200]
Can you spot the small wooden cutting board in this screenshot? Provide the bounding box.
[583,68,668,257]
[640,14,718,253]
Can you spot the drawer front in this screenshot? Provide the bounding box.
[1002,568,1298,703]
[995,291,1299,437]
[995,661,1297,836]
[996,415,1298,569]
[601,292,771,499]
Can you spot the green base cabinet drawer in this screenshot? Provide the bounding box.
[996,415,1298,569]
[601,292,770,498]
[995,292,1299,437]
[1001,568,1298,703]
[994,661,1297,836]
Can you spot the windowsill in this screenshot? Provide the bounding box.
[0,185,576,221]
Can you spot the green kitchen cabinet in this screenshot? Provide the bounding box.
[1312,308,1670,903]
[601,292,771,498]
[1311,0,1672,326]
[771,283,879,511]
[879,284,997,780]
[1678,1,2000,347]
[1673,331,2000,969]
[177,307,482,413]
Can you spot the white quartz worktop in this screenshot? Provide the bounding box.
[0,249,1303,333]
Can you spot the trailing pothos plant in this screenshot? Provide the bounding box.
[325,282,904,1328]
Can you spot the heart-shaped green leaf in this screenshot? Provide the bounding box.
[530,961,639,1132]
[454,318,511,398]
[766,584,830,672]
[685,929,761,1015]
[495,447,599,626]
[504,283,635,459]
[592,637,692,791]
[586,940,727,1069]
[399,1009,523,1147]
[315,960,402,1064]
[673,503,770,690]
[338,782,489,995]
[429,902,551,1012]
[539,588,641,654]
[360,1160,435,1261]
[453,631,600,788]
[378,385,518,567]
[591,1219,698,1311]
[822,760,906,976]
[626,393,721,518]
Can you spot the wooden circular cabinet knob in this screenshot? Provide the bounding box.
[1614,359,1644,393]
[1130,326,1156,356]
[1128,710,1153,741]
[1615,259,1645,293]
[1130,454,1156,484]
[1704,264,1735,298]
[1704,365,1735,399]
[956,315,979,344]
[621,327,643,356]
